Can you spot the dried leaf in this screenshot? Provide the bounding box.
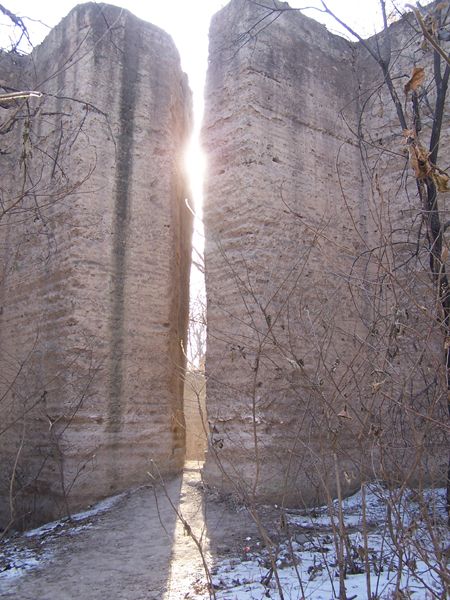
[434,172,450,192]
[357,546,366,560]
[337,404,352,419]
[409,144,432,179]
[441,246,449,262]
[404,66,425,94]
[371,379,386,393]
[343,470,354,484]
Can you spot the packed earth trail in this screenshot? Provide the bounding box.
[0,463,259,600]
[1,465,449,599]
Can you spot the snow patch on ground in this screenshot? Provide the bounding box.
[209,484,449,599]
[1,482,448,598]
[0,490,128,581]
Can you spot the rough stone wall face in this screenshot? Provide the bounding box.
[353,15,449,488]
[0,3,192,529]
[202,0,448,506]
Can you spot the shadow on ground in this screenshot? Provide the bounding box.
[0,462,262,599]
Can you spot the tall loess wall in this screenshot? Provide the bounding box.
[202,0,449,506]
[0,3,192,529]
[353,9,449,493]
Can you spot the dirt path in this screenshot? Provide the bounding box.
[0,464,259,600]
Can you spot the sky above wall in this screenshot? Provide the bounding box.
[1,0,407,136]
[0,0,410,291]
[1,0,410,202]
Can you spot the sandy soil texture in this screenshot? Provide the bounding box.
[0,464,258,600]
[1,468,449,599]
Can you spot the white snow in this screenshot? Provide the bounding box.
[1,482,448,598]
[23,490,128,539]
[208,484,449,599]
[0,490,128,581]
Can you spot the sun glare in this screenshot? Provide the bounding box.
[185,137,206,217]
[184,135,206,300]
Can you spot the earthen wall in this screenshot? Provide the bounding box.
[0,3,192,528]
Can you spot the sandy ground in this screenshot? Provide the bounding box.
[1,469,448,599]
[0,463,259,600]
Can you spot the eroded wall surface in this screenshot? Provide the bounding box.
[184,370,207,461]
[202,0,448,505]
[0,3,192,528]
[353,10,449,492]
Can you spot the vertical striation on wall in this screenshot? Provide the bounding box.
[0,3,192,529]
[202,0,448,506]
[107,11,140,436]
